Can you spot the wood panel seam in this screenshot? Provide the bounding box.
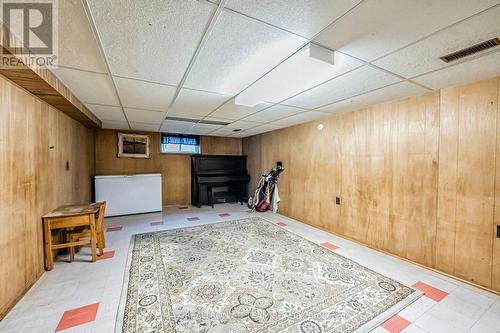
[492,77,500,287]
[452,88,460,277]
[434,91,441,269]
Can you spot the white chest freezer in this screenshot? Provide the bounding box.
[94,173,162,217]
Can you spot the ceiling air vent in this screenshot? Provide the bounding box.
[440,38,500,63]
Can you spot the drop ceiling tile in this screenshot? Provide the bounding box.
[203,116,234,124]
[225,0,361,38]
[273,111,329,127]
[230,123,284,137]
[412,50,500,90]
[314,0,499,62]
[185,127,215,135]
[244,104,304,122]
[129,122,160,132]
[52,68,119,106]
[209,98,273,120]
[160,120,196,133]
[209,128,238,137]
[184,10,306,95]
[101,120,130,130]
[115,77,176,112]
[316,99,362,115]
[317,81,429,114]
[124,108,165,124]
[284,66,401,109]
[193,122,224,130]
[87,0,214,85]
[373,6,500,78]
[203,132,230,137]
[230,131,255,138]
[86,104,126,122]
[225,120,262,130]
[58,0,107,72]
[248,124,284,134]
[187,123,225,135]
[168,89,231,118]
[239,49,364,104]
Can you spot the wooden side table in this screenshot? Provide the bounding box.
[42,204,100,271]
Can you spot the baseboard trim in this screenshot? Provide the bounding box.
[294,220,500,296]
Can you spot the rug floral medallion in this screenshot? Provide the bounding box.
[117,217,420,333]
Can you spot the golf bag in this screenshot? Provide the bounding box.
[248,163,284,212]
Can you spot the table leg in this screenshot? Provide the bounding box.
[97,232,104,257]
[43,219,53,271]
[89,214,97,262]
[100,223,106,249]
[69,236,75,262]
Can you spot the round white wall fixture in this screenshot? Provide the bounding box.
[317,123,324,131]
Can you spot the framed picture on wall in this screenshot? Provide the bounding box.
[117,133,150,158]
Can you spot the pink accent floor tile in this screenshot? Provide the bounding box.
[106,226,122,232]
[178,206,189,210]
[218,213,231,217]
[412,281,449,302]
[55,303,99,331]
[150,221,164,226]
[380,315,411,333]
[187,217,200,221]
[97,251,115,261]
[320,242,339,250]
[276,222,288,227]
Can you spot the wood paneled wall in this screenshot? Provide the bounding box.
[0,75,95,318]
[200,136,242,155]
[243,77,500,293]
[436,79,498,288]
[94,130,242,205]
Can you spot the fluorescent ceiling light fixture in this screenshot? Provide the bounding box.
[235,43,337,107]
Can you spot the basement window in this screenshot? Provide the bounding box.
[161,133,200,154]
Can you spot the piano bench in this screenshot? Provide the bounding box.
[207,186,245,208]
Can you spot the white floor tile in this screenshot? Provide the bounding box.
[0,204,497,333]
[398,296,438,322]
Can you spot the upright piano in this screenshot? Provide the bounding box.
[191,155,250,208]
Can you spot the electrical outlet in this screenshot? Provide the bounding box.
[335,197,341,205]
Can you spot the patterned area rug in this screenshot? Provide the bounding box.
[116,217,421,332]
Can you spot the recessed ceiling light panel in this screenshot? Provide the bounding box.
[235,43,337,107]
